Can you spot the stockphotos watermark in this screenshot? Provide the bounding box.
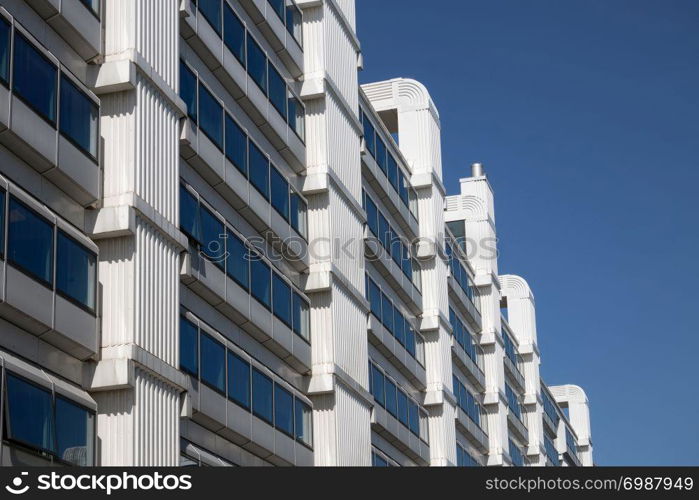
[4,471,192,496]
[194,232,498,265]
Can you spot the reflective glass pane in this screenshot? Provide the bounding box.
[247,37,267,93]
[56,231,96,311]
[223,5,245,64]
[362,114,376,157]
[381,293,393,333]
[370,364,385,406]
[397,390,409,426]
[268,65,287,119]
[272,273,292,326]
[249,142,270,198]
[0,18,10,84]
[56,398,93,466]
[199,85,223,149]
[13,34,57,124]
[180,61,198,121]
[199,206,226,269]
[198,0,222,34]
[385,379,397,417]
[201,334,225,393]
[294,399,312,446]
[288,94,305,140]
[180,185,201,243]
[6,375,54,454]
[226,232,249,290]
[290,191,307,238]
[252,368,273,423]
[270,167,289,220]
[0,190,5,256]
[60,76,98,157]
[8,198,54,285]
[274,384,293,435]
[365,194,378,236]
[292,292,310,340]
[225,114,247,174]
[228,352,251,409]
[180,317,199,375]
[250,257,271,307]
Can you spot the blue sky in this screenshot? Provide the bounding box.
[357,0,699,465]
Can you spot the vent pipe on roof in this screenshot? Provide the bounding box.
[471,163,485,178]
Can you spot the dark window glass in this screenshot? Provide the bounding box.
[60,76,98,158]
[268,65,287,119]
[363,114,376,157]
[180,317,199,375]
[199,206,226,268]
[406,327,416,358]
[55,397,93,466]
[376,139,387,174]
[227,352,251,409]
[365,194,378,236]
[385,379,397,417]
[200,334,225,393]
[373,453,389,467]
[8,198,54,286]
[249,142,270,198]
[0,18,11,85]
[268,0,285,19]
[272,273,292,326]
[180,185,201,243]
[252,368,273,423]
[198,85,223,149]
[13,34,57,124]
[290,191,307,238]
[223,5,245,64]
[225,115,247,174]
[270,167,289,220]
[401,244,413,280]
[397,390,409,426]
[288,94,305,140]
[274,384,294,435]
[399,171,409,206]
[408,401,419,436]
[180,62,198,121]
[368,279,382,319]
[285,4,303,45]
[0,190,5,257]
[247,37,267,93]
[378,213,390,253]
[393,311,405,346]
[250,257,271,307]
[370,364,385,406]
[198,0,222,34]
[6,375,54,454]
[226,232,249,290]
[387,154,399,191]
[79,0,100,16]
[292,292,310,341]
[294,399,312,446]
[56,231,96,311]
[381,293,393,333]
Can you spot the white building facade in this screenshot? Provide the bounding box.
[0,0,591,467]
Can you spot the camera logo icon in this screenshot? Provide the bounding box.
[5,472,30,495]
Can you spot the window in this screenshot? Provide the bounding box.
[509,439,524,466]
[268,0,285,20]
[270,167,290,220]
[79,0,100,16]
[226,232,249,290]
[381,293,394,333]
[385,379,397,417]
[5,374,54,454]
[180,317,199,376]
[290,191,307,238]
[199,206,225,268]
[55,397,93,466]
[285,3,303,46]
[223,5,245,64]
[545,436,560,466]
[60,75,98,158]
[180,185,201,243]
[365,194,378,236]
[372,453,389,467]
[180,62,198,122]
[378,213,390,253]
[294,399,312,446]
[8,197,54,286]
[376,139,387,174]
[405,326,416,357]
[0,190,5,257]
[408,401,419,436]
[274,384,294,436]
[399,171,409,206]
[363,114,376,157]
[368,278,382,319]
[272,273,292,327]
[247,37,267,93]
[252,368,273,423]
[198,0,222,34]
[0,18,10,85]
[387,154,399,191]
[200,334,225,393]
[56,231,96,312]
[506,383,522,421]
[225,115,247,174]
[268,64,287,119]
[288,94,305,140]
[397,390,409,426]
[457,445,479,467]
[393,309,405,346]
[198,84,223,149]
[249,141,270,198]
[13,34,57,124]
[228,352,251,409]
[370,364,385,406]
[250,257,271,308]
[292,292,310,341]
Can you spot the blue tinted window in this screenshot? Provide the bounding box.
[381,293,393,333]
[228,352,251,409]
[285,4,303,45]
[180,62,198,121]
[0,18,10,85]
[225,115,247,174]
[393,311,405,346]
[387,154,399,191]
[397,390,409,426]
[376,139,387,174]
[200,334,225,393]
[385,379,397,417]
[274,384,294,435]
[56,231,96,311]
[180,185,201,243]
[268,65,287,119]
[408,401,419,436]
[0,190,5,257]
[79,0,100,16]
[378,213,390,253]
[180,317,199,376]
[60,76,98,158]
[290,191,307,238]
[226,232,249,290]
[8,198,54,286]
[199,85,223,149]
[198,0,222,34]
[399,171,409,206]
[272,273,292,326]
[223,5,245,64]
[247,37,267,93]
[373,453,389,467]
[13,34,57,124]
[56,397,93,466]
[268,0,285,19]
[6,375,54,454]
[249,142,269,198]
[270,167,289,220]
[368,279,382,319]
[252,368,273,423]
[363,114,376,157]
[365,194,378,236]
[370,364,385,406]
[401,245,413,280]
[288,95,305,140]
[292,292,310,341]
[199,206,225,268]
[250,257,271,307]
[294,399,313,446]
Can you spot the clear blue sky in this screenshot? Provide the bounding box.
[357,0,699,465]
